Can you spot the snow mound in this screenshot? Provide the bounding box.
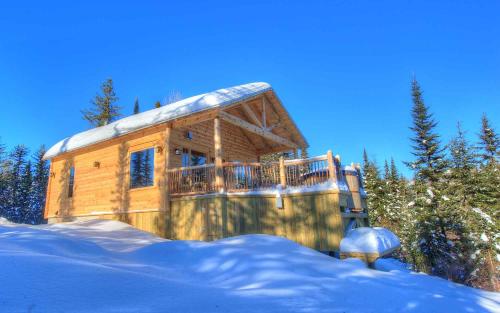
[0,220,498,313]
[340,227,401,254]
[44,82,271,159]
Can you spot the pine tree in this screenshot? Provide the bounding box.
[20,161,33,223]
[0,138,8,218]
[6,145,29,223]
[440,124,480,283]
[154,101,161,109]
[470,116,500,290]
[406,78,451,276]
[133,97,140,114]
[81,78,121,127]
[31,145,49,224]
[478,114,499,164]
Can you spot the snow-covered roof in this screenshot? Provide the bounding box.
[340,227,400,255]
[44,82,272,160]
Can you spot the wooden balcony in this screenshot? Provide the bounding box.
[166,151,358,197]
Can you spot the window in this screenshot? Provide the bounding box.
[190,150,206,166]
[181,148,207,167]
[68,167,75,198]
[130,148,155,189]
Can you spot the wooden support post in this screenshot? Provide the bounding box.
[279,156,287,187]
[327,150,337,183]
[163,125,172,209]
[214,117,224,191]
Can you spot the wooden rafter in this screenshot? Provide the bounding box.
[242,103,263,128]
[219,111,298,148]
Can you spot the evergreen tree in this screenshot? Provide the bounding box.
[133,97,140,114]
[31,145,49,224]
[406,78,451,276]
[0,138,8,218]
[154,101,161,109]
[478,114,499,163]
[362,149,384,225]
[471,117,500,290]
[20,161,33,223]
[6,145,29,223]
[81,78,121,127]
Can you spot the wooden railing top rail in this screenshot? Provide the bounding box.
[283,154,328,165]
[167,163,215,172]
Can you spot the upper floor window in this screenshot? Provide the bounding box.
[130,148,155,189]
[68,167,75,198]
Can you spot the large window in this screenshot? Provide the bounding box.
[130,148,155,189]
[68,167,75,198]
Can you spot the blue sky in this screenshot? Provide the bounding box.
[0,1,498,176]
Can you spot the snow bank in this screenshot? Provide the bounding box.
[340,227,401,254]
[0,220,498,313]
[44,82,271,160]
[374,258,412,273]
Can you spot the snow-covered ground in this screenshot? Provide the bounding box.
[0,220,498,313]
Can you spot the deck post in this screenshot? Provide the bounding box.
[214,116,224,191]
[163,125,172,206]
[327,150,337,183]
[279,156,287,187]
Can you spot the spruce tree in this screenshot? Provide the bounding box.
[0,138,8,218]
[32,145,49,224]
[154,101,161,109]
[406,78,451,276]
[20,161,33,223]
[81,78,121,127]
[362,149,384,225]
[478,114,499,164]
[133,97,140,114]
[441,124,479,283]
[7,145,29,223]
[471,116,500,290]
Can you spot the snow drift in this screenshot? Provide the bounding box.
[0,220,498,313]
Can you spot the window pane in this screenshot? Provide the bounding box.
[130,148,155,188]
[190,150,206,166]
[182,148,189,167]
[68,167,75,198]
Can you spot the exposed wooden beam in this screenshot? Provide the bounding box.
[219,111,298,148]
[262,97,267,128]
[242,103,263,128]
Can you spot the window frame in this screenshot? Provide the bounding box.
[129,146,156,190]
[68,166,75,198]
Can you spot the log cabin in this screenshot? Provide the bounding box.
[43,82,369,253]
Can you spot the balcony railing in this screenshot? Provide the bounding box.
[167,151,350,196]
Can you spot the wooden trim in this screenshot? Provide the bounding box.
[219,111,298,148]
[43,162,53,219]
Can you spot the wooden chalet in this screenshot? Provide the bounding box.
[43,82,369,253]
